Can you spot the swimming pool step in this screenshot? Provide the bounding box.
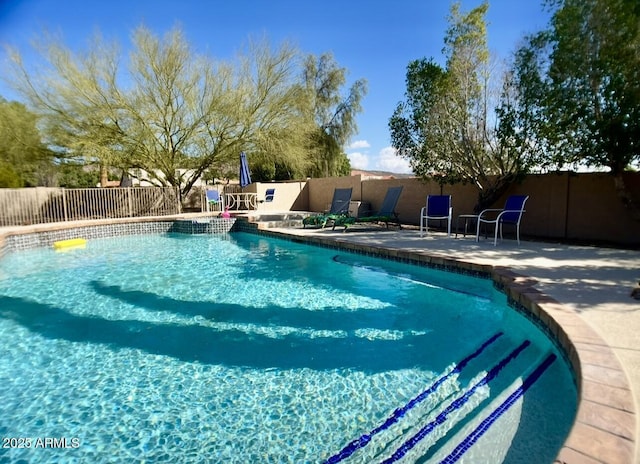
[370,340,534,463]
[425,352,558,464]
[324,335,547,464]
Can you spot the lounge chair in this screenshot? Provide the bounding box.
[420,195,452,237]
[333,186,404,231]
[302,187,353,228]
[476,195,529,245]
[264,188,275,202]
[205,189,223,212]
[259,188,275,206]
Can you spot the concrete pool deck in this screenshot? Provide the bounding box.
[262,223,640,464]
[0,216,638,463]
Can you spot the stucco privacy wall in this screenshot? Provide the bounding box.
[302,172,640,246]
[243,181,308,212]
[305,175,363,213]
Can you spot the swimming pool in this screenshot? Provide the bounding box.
[0,231,576,463]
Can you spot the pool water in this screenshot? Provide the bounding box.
[0,232,576,463]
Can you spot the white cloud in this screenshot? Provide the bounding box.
[346,143,413,174]
[347,140,371,150]
[348,151,370,170]
[373,146,413,174]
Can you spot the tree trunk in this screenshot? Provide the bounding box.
[474,174,518,213]
[100,164,109,188]
[613,172,640,222]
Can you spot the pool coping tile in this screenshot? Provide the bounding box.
[562,421,635,464]
[581,380,635,413]
[576,399,635,441]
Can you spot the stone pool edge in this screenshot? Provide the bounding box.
[0,216,635,464]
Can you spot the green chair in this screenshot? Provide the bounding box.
[303,188,353,229]
[333,186,404,231]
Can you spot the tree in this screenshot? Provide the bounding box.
[0,98,53,187]
[495,34,550,177]
[5,28,313,197]
[389,2,537,211]
[302,53,366,178]
[511,0,640,216]
[56,162,101,188]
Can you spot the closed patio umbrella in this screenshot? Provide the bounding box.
[240,152,252,188]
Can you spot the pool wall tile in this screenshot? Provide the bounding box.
[170,218,236,234]
[0,217,236,252]
[567,345,582,385]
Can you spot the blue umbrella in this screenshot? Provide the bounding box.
[239,151,252,188]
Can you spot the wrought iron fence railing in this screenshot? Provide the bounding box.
[0,187,181,227]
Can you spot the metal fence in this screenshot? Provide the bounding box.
[0,187,181,227]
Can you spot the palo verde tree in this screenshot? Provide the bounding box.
[511,0,640,217]
[389,2,540,211]
[5,27,313,198]
[302,53,367,178]
[221,37,317,182]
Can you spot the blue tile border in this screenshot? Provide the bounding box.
[439,353,557,463]
[380,340,532,464]
[325,333,504,463]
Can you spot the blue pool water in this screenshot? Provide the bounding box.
[0,232,576,463]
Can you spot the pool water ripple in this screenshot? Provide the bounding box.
[0,233,576,463]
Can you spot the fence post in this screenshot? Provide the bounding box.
[62,188,68,222]
[127,187,133,217]
[33,188,40,225]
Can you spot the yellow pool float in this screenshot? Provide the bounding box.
[53,238,87,250]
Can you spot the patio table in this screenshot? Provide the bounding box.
[455,214,479,238]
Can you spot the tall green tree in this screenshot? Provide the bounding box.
[390,2,537,211]
[0,98,53,187]
[6,28,313,197]
[302,53,366,178]
[512,0,640,215]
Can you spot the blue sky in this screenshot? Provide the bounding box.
[0,0,551,174]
